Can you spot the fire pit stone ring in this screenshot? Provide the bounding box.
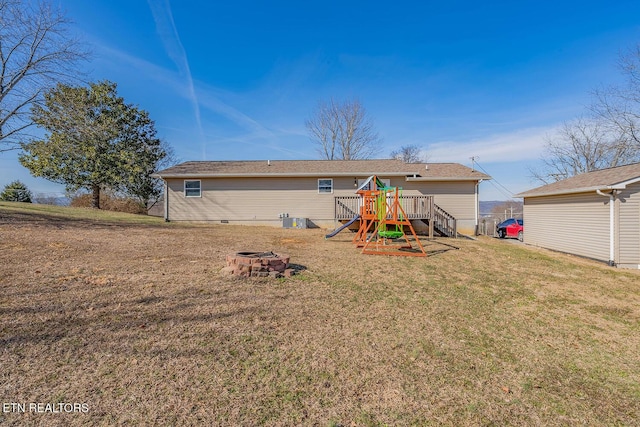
[224,251,293,278]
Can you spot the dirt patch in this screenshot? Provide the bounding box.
[1,206,639,426]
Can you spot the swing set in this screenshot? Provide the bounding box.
[353,176,427,257]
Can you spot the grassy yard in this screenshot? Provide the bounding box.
[1,202,639,426]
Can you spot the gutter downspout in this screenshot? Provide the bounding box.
[475,180,483,236]
[475,182,479,235]
[164,181,170,222]
[596,189,614,266]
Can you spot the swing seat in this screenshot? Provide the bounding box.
[378,230,404,239]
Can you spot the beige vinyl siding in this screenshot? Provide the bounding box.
[523,193,611,263]
[165,176,479,232]
[399,180,477,234]
[399,181,476,218]
[617,182,640,268]
[167,176,365,225]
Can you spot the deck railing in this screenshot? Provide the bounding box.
[334,196,361,219]
[334,195,435,220]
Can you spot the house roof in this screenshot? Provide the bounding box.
[515,162,640,198]
[154,159,490,181]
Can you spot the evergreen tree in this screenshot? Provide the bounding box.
[19,81,165,209]
[0,180,32,202]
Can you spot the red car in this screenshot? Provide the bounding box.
[496,218,523,241]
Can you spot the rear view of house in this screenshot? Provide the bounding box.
[516,162,640,269]
[154,159,490,236]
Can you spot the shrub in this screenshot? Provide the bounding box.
[69,190,146,214]
[0,181,33,203]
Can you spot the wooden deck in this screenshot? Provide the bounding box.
[334,195,434,220]
[334,195,457,238]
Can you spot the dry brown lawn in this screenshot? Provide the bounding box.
[1,202,639,426]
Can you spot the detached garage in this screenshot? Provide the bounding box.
[516,163,640,269]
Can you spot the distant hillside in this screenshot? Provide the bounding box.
[480,200,523,219]
[34,196,70,206]
[479,201,505,214]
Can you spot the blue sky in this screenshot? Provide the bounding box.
[2,0,640,201]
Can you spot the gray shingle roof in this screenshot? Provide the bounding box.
[155,159,490,181]
[515,162,640,198]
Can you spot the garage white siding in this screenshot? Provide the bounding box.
[617,182,640,268]
[523,193,611,263]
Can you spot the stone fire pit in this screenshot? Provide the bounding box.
[224,251,293,278]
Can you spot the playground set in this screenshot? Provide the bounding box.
[326,176,427,257]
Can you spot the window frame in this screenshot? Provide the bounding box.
[318,178,333,194]
[184,180,202,198]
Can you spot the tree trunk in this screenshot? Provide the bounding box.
[91,184,101,209]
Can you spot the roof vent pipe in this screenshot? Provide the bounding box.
[596,189,615,266]
[267,160,271,166]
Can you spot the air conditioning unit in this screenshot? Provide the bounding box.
[282,217,308,229]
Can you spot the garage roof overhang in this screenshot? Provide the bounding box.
[515,183,633,198]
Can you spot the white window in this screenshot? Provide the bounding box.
[184,180,201,197]
[318,179,333,194]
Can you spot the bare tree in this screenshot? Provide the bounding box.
[531,45,640,184]
[305,97,381,160]
[0,0,87,152]
[587,45,640,155]
[530,117,635,184]
[390,144,428,163]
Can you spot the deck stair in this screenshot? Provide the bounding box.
[429,204,457,238]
